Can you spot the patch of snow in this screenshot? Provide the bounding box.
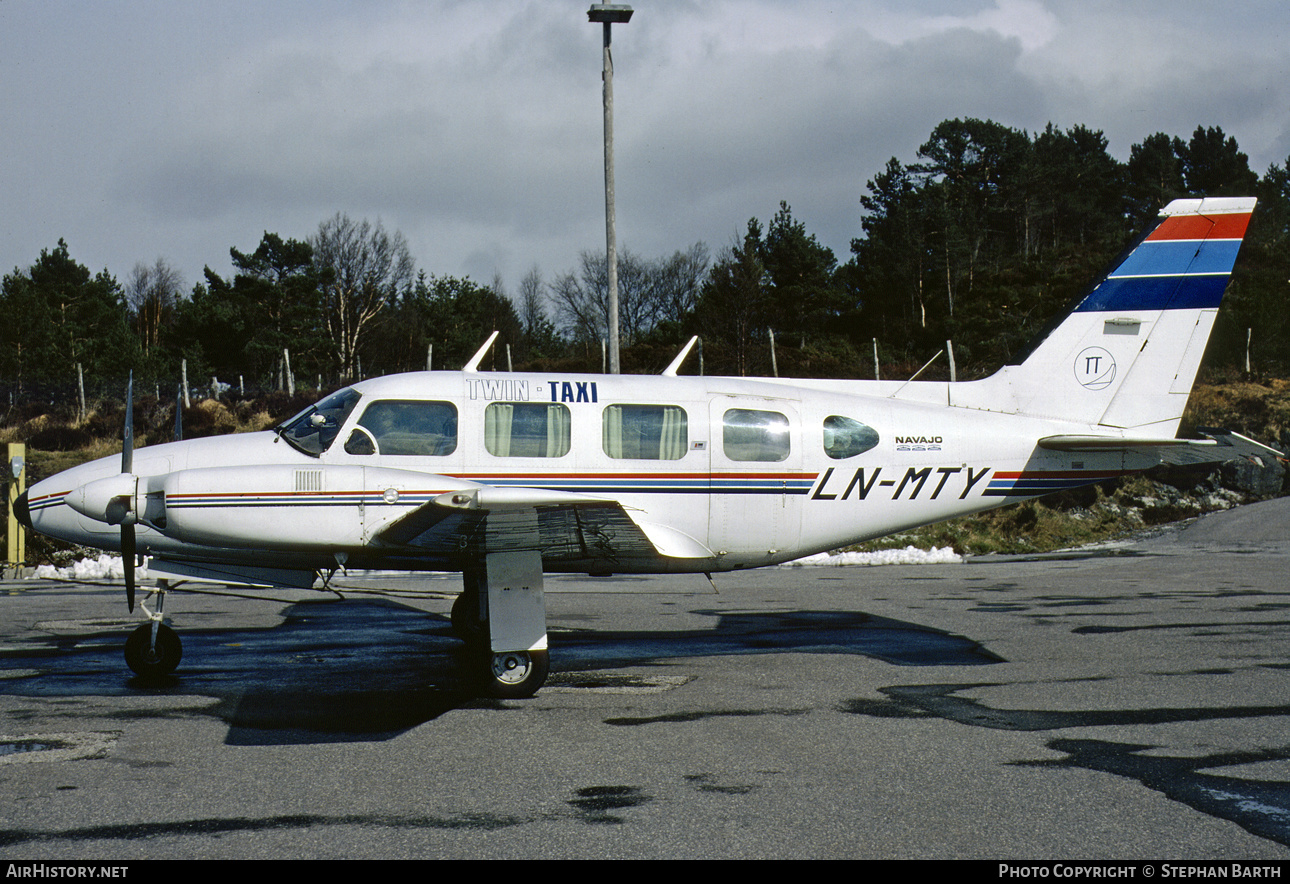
[33,555,149,581]
[781,546,963,567]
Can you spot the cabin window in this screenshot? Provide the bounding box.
[346,400,458,456]
[823,415,879,459]
[603,404,688,460]
[723,408,790,462]
[485,403,571,458]
[278,387,362,456]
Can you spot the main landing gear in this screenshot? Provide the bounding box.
[123,579,182,679]
[115,568,549,697]
[453,552,550,699]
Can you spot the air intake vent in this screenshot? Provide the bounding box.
[295,470,323,492]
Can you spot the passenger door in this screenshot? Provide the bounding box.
[707,396,803,559]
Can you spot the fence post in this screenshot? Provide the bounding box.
[6,443,25,575]
[283,348,295,396]
[76,363,86,424]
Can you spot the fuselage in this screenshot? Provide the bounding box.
[23,369,1152,578]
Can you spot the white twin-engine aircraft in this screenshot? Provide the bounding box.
[15,197,1270,697]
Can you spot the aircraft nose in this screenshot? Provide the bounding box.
[12,490,32,530]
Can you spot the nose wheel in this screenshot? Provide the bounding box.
[123,578,182,680]
[124,622,182,678]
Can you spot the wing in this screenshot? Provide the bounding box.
[374,484,712,571]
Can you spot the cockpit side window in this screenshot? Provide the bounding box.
[485,403,571,458]
[603,404,688,460]
[278,388,362,456]
[723,408,790,462]
[348,400,458,456]
[823,415,879,459]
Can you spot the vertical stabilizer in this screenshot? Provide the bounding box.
[972,197,1254,434]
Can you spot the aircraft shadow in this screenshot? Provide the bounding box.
[0,598,1000,745]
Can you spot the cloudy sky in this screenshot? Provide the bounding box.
[3,0,1289,303]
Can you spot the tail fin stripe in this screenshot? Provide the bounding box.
[1110,238,1244,278]
[1075,274,1229,313]
[1146,212,1252,242]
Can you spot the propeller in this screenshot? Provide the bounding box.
[173,384,183,442]
[61,372,143,610]
[122,373,136,612]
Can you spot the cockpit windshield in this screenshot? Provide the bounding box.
[277,388,362,456]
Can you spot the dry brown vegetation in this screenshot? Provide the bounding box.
[1182,377,1290,449]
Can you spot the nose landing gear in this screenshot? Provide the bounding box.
[124,621,182,678]
[123,579,182,680]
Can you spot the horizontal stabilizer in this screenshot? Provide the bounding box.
[1038,428,1282,467]
[1038,435,1217,452]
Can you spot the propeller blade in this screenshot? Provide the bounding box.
[122,523,136,613]
[122,372,134,475]
[122,373,135,612]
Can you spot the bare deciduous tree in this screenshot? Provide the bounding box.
[551,244,708,346]
[125,258,184,356]
[311,214,414,380]
[517,265,547,338]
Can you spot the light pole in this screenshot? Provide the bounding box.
[588,4,632,374]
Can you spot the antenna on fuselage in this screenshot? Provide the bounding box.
[662,336,700,377]
[889,348,944,399]
[463,331,500,373]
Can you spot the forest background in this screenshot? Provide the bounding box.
[5,117,1290,407]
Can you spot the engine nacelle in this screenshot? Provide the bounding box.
[65,473,138,526]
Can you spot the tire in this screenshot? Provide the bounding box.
[451,590,486,646]
[124,622,182,679]
[481,649,549,699]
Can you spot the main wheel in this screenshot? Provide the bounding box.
[124,622,182,679]
[451,590,486,645]
[482,649,549,699]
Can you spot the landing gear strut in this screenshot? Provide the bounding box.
[124,579,182,679]
[453,553,549,699]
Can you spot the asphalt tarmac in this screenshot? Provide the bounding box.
[2,498,1290,859]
